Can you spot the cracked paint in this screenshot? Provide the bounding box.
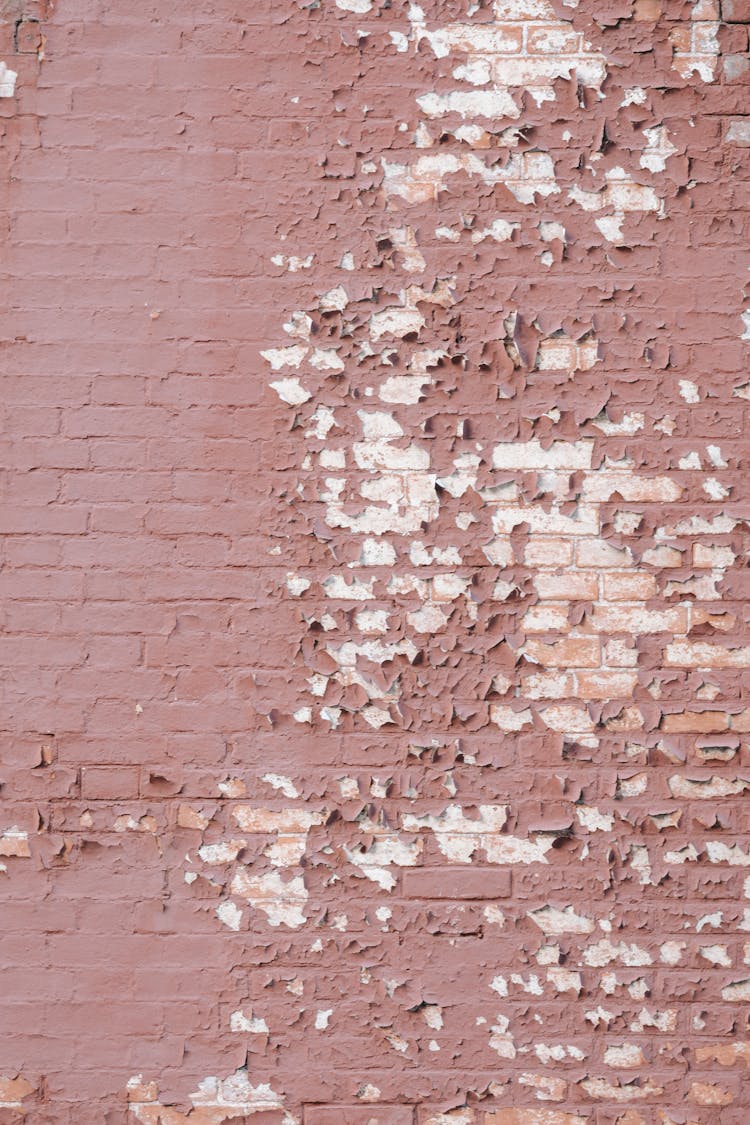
[2,0,750,1120]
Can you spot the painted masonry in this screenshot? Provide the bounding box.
[1,0,750,1120]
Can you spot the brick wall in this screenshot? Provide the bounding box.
[2,0,750,1121]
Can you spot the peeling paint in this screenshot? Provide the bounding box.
[4,0,750,1118]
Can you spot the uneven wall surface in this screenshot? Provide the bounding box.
[2,0,750,1120]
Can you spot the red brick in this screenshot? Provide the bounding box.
[402,867,512,899]
[305,1110,414,1125]
[661,711,729,733]
[524,637,601,667]
[1,0,746,1116]
[602,573,658,600]
[80,767,140,800]
[723,0,750,20]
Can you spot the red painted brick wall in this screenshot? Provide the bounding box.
[2,0,750,1121]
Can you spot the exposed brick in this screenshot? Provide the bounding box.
[602,573,658,600]
[723,0,750,20]
[726,118,750,145]
[661,711,729,733]
[534,573,599,600]
[524,638,602,668]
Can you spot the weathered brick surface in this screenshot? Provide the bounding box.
[2,0,750,1121]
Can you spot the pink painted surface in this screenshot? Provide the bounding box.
[1,0,750,1120]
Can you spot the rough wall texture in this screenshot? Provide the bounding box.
[2,0,750,1120]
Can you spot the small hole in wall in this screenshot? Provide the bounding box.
[14,16,42,54]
